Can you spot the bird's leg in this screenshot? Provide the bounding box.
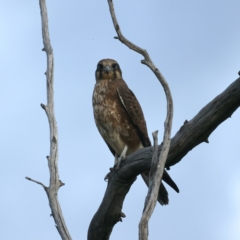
[116,145,128,169]
[105,150,126,180]
[114,153,118,165]
[104,167,114,181]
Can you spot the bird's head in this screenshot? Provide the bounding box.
[95,59,122,81]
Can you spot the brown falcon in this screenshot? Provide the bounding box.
[92,59,179,205]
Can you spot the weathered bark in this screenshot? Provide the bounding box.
[88,76,240,240]
[26,1,72,239]
[107,1,174,238]
[166,76,240,167]
[88,170,136,240]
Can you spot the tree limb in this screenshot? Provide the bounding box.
[25,1,72,239]
[107,1,174,239]
[139,130,159,239]
[25,177,47,189]
[88,76,240,240]
[166,76,240,167]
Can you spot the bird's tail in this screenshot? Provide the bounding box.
[162,170,179,193]
[141,169,179,205]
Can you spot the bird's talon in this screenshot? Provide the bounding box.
[104,173,110,181]
[120,211,126,218]
[113,164,120,171]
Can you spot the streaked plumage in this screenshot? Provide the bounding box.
[92,59,179,205]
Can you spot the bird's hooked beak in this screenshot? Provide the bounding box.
[103,65,111,74]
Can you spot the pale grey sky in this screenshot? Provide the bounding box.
[1,0,240,239]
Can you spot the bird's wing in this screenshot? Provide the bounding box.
[117,86,151,147]
[117,84,179,194]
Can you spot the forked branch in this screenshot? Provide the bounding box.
[25,1,72,239]
[107,1,173,239]
[88,76,240,240]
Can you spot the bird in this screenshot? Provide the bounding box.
[92,58,179,205]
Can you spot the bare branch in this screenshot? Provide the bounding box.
[107,1,173,239]
[25,177,47,189]
[25,1,72,239]
[139,131,159,239]
[88,76,240,240]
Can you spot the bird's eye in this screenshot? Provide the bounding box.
[97,63,103,70]
[112,63,119,70]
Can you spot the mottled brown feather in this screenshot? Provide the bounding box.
[117,87,151,147]
[93,59,179,205]
[93,74,145,156]
[116,82,179,195]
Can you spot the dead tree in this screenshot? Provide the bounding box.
[88,1,240,240]
[26,1,71,239]
[25,1,240,240]
[88,76,240,240]
[107,1,175,239]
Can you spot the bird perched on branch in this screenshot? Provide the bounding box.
[92,58,179,205]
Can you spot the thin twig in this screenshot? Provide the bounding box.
[25,177,47,189]
[25,1,72,239]
[107,1,173,240]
